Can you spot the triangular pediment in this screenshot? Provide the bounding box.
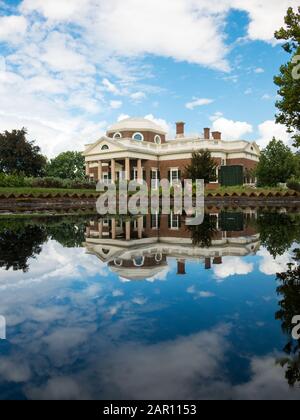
[244,141,260,155]
[83,137,128,156]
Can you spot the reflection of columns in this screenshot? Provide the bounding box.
[111,219,116,240]
[138,217,143,239]
[125,158,130,181]
[98,161,102,181]
[85,162,90,177]
[205,258,211,270]
[125,221,131,241]
[86,227,91,237]
[177,260,186,275]
[111,159,116,183]
[137,159,142,183]
[98,221,103,239]
[213,256,222,265]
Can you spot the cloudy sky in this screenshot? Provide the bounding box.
[0,0,297,157]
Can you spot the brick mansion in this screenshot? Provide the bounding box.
[83,117,260,187]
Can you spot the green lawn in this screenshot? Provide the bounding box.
[0,187,99,197]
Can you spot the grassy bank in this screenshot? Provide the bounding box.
[0,185,299,199]
[0,187,99,198]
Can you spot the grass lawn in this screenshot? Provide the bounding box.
[0,187,99,197]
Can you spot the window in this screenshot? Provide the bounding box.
[101,145,109,150]
[132,132,144,142]
[169,213,180,230]
[133,256,145,267]
[170,169,179,186]
[151,169,159,190]
[151,213,159,229]
[154,135,161,145]
[113,132,122,139]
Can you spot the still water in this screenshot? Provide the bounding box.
[0,208,300,400]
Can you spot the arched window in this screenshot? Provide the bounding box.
[132,132,144,142]
[113,132,122,139]
[114,259,123,267]
[154,135,161,145]
[133,256,145,267]
[101,145,109,150]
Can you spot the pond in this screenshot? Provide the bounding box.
[0,207,300,400]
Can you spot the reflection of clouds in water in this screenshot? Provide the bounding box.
[0,241,108,291]
[0,239,298,399]
[258,247,294,276]
[213,257,254,281]
[187,286,215,299]
[234,355,299,400]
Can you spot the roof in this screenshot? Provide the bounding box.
[107,117,167,135]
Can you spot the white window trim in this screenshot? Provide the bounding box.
[133,256,145,267]
[170,168,179,186]
[170,212,180,230]
[132,132,144,142]
[210,167,219,184]
[151,168,159,190]
[113,132,122,139]
[154,135,161,145]
[151,213,159,230]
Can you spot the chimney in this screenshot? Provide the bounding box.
[213,256,223,265]
[176,122,185,138]
[205,258,211,270]
[177,260,186,275]
[204,128,210,140]
[212,131,222,141]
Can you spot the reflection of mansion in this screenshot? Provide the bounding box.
[84,212,260,281]
[83,117,260,187]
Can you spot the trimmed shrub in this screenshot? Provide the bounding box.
[287,178,300,192]
[0,173,26,187]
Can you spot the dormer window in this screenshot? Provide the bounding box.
[113,132,122,139]
[132,132,144,142]
[154,135,161,145]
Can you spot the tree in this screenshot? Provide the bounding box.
[185,150,217,184]
[46,151,85,180]
[275,249,300,387]
[274,7,300,147]
[0,128,47,176]
[256,138,296,186]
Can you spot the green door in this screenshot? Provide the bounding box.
[220,166,243,186]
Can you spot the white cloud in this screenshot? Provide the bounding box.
[109,100,123,109]
[0,15,27,42]
[213,257,254,280]
[130,91,146,103]
[211,115,253,140]
[186,97,214,110]
[258,248,293,276]
[102,78,121,95]
[254,67,265,74]
[257,120,292,149]
[0,0,295,157]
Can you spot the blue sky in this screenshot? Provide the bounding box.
[0,0,297,156]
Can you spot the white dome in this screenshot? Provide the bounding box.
[107,117,167,135]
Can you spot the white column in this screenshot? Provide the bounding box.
[137,159,142,184]
[111,159,116,183]
[98,161,102,181]
[125,158,130,181]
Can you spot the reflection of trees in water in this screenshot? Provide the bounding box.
[188,214,218,248]
[256,213,300,258]
[0,224,47,272]
[276,249,300,387]
[0,216,89,272]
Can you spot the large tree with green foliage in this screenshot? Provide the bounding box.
[46,151,85,180]
[274,7,300,147]
[185,150,217,184]
[0,128,46,176]
[256,138,297,186]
